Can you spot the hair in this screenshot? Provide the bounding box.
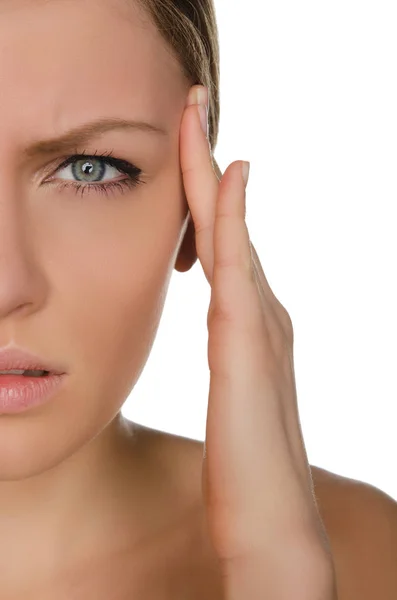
[135,0,223,180]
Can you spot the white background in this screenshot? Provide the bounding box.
[122,0,397,501]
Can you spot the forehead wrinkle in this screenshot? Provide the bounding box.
[0,0,186,166]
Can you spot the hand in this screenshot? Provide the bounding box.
[179,85,338,599]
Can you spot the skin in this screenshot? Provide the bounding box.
[0,0,198,594]
[0,0,348,597]
[181,91,336,597]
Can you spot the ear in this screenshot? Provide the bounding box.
[174,211,198,273]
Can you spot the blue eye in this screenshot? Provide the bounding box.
[44,150,145,198]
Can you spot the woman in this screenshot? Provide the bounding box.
[0,0,395,598]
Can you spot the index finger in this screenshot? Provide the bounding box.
[180,85,220,283]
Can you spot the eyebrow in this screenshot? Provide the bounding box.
[23,117,168,158]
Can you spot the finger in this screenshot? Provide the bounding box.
[250,242,294,344]
[211,160,292,377]
[180,85,220,284]
[211,160,262,327]
[208,160,269,383]
[212,163,284,341]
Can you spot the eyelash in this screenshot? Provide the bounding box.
[45,149,145,198]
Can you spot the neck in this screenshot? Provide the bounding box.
[0,413,153,594]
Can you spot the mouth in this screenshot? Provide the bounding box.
[0,347,66,376]
[0,369,52,377]
[0,370,67,414]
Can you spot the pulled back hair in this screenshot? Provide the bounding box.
[136,0,222,179]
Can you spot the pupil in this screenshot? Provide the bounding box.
[73,159,105,182]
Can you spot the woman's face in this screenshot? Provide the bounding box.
[0,0,195,478]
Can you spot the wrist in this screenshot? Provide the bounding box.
[222,545,337,600]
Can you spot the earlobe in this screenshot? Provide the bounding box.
[174,212,197,273]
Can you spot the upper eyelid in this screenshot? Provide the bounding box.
[57,152,125,170]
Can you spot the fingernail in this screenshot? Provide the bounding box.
[241,161,250,188]
[191,86,208,138]
[194,85,208,107]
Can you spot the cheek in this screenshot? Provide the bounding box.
[66,226,175,378]
[36,165,186,408]
[48,236,174,433]
[51,193,184,405]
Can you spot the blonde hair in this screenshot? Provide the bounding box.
[136,0,223,180]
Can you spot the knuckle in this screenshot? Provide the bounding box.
[193,220,210,237]
[207,300,234,330]
[181,163,195,178]
[275,302,294,345]
[214,248,253,275]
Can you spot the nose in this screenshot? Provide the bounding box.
[0,198,46,321]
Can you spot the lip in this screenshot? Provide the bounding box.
[0,346,66,375]
[0,373,67,414]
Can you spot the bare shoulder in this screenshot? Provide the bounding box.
[156,430,397,599]
[310,464,397,600]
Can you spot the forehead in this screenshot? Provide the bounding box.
[0,0,187,140]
